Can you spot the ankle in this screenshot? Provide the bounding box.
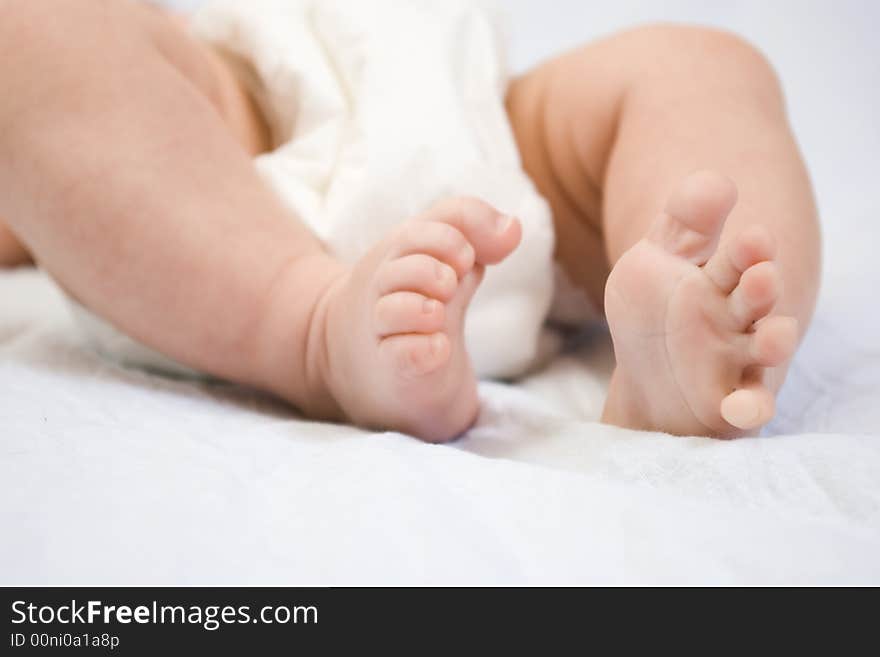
[251,251,348,420]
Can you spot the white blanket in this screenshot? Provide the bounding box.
[2,0,879,584]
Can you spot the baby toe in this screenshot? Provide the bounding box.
[652,170,737,263]
[393,221,475,277]
[420,197,521,266]
[748,315,798,367]
[730,225,776,271]
[720,382,775,431]
[379,254,458,302]
[704,224,776,293]
[729,260,781,328]
[375,292,445,337]
[665,171,738,235]
[380,333,451,378]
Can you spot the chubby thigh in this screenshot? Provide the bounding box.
[74,0,560,380]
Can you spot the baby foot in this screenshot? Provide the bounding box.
[319,198,521,442]
[602,171,799,437]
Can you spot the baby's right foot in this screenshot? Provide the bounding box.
[317,198,521,442]
[602,171,798,437]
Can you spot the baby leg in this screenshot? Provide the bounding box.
[0,0,327,398]
[509,25,820,436]
[0,0,518,441]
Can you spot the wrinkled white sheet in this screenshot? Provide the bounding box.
[2,0,879,584]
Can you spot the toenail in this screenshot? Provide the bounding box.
[435,261,450,282]
[423,298,438,314]
[430,333,445,355]
[495,214,513,233]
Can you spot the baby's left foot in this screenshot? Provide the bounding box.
[603,171,799,437]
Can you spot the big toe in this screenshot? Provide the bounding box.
[422,197,521,265]
[649,170,738,263]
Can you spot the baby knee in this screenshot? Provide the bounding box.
[624,24,782,98]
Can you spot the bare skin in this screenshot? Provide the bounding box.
[0,222,30,267]
[0,2,819,440]
[507,26,819,436]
